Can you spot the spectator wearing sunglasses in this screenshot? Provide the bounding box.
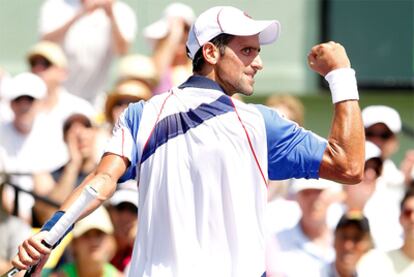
[27,41,96,171]
[362,105,405,189]
[357,187,414,276]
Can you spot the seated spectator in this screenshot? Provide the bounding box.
[362,105,405,198]
[33,113,100,225]
[28,40,96,170]
[143,2,195,94]
[322,211,373,277]
[107,180,139,274]
[104,54,157,129]
[0,72,48,222]
[357,187,414,276]
[266,178,342,276]
[343,141,404,251]
[52,206,121,277]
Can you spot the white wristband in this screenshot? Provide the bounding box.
[325,68,359,104]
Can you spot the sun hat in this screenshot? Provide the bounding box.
[143,2,195,40]
[186,6,281,60]
[2,72,46,101]
[117,54,159,87]
[362,105,402,134]
[27,41,68,68]
[72,206,114,238]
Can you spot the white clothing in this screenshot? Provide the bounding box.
[357,248,414,277]
[0,99,13,123]
[35,88,96,169]
[39,0,137,105]
[270,223,335,277]
[105,76,327,277]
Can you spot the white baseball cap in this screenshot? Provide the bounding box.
[365,141,381,161]
[143,2,196,41]
[362,105,402,134]
[186,6,281,60]
[291,178,341,194]
[2,72,46,101]
[109,180,139,208]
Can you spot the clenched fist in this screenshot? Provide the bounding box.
[307,41,351,77]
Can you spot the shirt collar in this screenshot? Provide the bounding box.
[178,75,226,94]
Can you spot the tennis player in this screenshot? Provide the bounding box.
[12,6,364,277]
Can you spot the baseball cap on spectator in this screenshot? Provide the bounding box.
[117,54,159,88]
[2,72,46,101]
[27,41,68,68]
[143,2,195,41]
[72,206,114,238]
[362,105,402,134]
[186,6,281,60]
[109,180,139,208]
[291,178,341,194]
[335,211,370,234]
[365,141,381,161]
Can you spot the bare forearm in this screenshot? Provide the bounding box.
[320,100,365,183]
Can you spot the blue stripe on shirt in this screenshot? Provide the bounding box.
[141,95,234,163]
[118,101,144,182]
[254,104,327,180]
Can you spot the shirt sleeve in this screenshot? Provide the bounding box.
[105,101,144,181]
[254,104,328,180]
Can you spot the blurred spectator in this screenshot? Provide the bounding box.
[265,94,305,127]
[0,67,13,123]
[357,187,414,276]
[0,189,32,277]
[33,113,100,225]
[321,211,373,277]
[107,180,138,274]
[0,72,48,222]
[38,0,137,108]
[52,206,121,277]
[266,178,342,276]
[104,54,157,128]
[143,2,195,94]
[362,105,405,188]
[27,40,96,170]
[346,134,404,250]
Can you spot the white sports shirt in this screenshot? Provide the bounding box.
[105,76,327,277]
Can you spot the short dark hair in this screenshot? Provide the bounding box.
[189,33,235,73]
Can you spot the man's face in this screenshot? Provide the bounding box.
[400,196,414,239]
[215,34,263,96]
[29,55,64,88]
[334,225,371,273]
[365,123,397,159]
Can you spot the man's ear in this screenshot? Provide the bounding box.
[202,42,220,65]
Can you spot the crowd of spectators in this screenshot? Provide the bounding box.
[0,1,413,276]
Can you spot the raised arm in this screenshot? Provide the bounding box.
[308,41,365,184]
[11,153,129,271]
